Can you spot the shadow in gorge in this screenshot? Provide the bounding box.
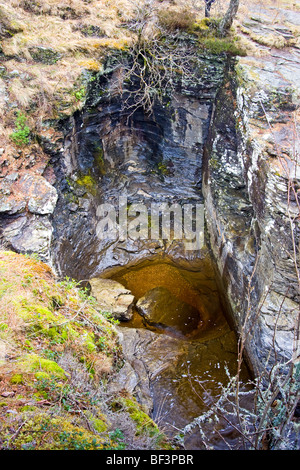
[106,258,253,450]
[50,53,255,449]
[51,52,228,280]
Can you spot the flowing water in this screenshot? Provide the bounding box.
[112,259,253,450]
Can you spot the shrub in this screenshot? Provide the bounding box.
[10,112,30,146]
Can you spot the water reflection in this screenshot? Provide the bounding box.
[112,260,253,449]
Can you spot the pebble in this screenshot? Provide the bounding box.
[5,172,19,181]
[68,202,79,212]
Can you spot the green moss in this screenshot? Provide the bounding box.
[125,398,158,435]
[10,374,24,384]
[188,16,247,57]
[115,397,160,437]
[46,327,60,339]
[18,353,68,380]
[76,173,97,195]
[158,161,169,175]
[209,155,221,170]
[199,37,247,56]
[29,46,61,65]
[9,112,30,147]
[193,18,211,34]
[83,332,97,353]
[14,297,64,327]
[33,391,48,399]
[24,339,33,350]
[12,296,80,343]
[114,397,172,448]
[35,371,51,381]
[8,413,110,450]
[91,416,108,433]
[73,86,86,101]
[0,251,165,450]
[20,405,37,412]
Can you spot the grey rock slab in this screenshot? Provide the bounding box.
[2,215,53,260]
[19,174,58,215]
[89,277,135,321]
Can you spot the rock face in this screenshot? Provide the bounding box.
[22,174,58,215]
[109,322,250,447]
[0,172,58,216]
[1,215,53,258]
[136,286,201,337]
[108,327,187,415]
[50,52,227,280]
[1,4,299,378]
[89,277,134,321]
[202,35,300,372]
[46,40,299,375]
[0,173,57,262]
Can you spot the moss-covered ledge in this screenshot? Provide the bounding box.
[0,251,173,450]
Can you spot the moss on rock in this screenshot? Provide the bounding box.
[0,251,172,450]
[29,46,62,65]
[75,173,98,195]
[4,413,111,450]
[17,353,68,380]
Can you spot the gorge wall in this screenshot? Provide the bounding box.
[0,44,299,377]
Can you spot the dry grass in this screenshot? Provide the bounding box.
[157,8,196,32]
[0,0,298,158]
[0,0,142,165]
[0,0,134,128]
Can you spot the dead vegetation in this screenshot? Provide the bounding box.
[0,0,297,158]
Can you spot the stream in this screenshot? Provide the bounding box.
[110,260,253,450]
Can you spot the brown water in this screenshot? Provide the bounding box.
[112,260,253,450]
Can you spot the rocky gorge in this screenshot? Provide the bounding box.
[0,0,299,450]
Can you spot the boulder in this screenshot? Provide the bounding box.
[2,215,53,261]
[89,278,135,321]
[0,197,26,214]
[29,46,62,65]
[108,327,186,415]
[20,174,57,215]
[136,286,201,336]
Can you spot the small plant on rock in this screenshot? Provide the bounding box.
[10,111,30,146]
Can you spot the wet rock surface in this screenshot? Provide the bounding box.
[50,52,227,280]
[202,4,300,372]
[0,149,58,262]
[136,286,201,337]
[108,327,183,415]
[0,173,57,216]
[46,28,299,373]
[1,214,53,260]
[109,321,251,449]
